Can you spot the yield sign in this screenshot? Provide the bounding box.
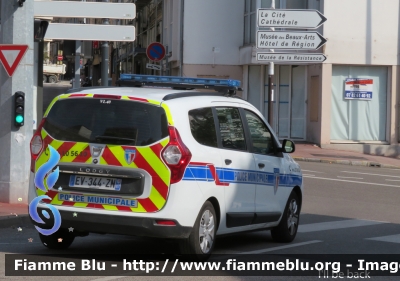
[0,45,29,77]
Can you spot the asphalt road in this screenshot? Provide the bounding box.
[1,162,400,280]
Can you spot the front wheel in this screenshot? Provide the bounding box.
[38,228,75,250]
[179,201,217,261]
[271,191,300,243]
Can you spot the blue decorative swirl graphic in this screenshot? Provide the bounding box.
[29,195,61,236]
[30,144,62,236]
[34,145,60,192]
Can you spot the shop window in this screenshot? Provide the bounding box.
[331,66,388,141]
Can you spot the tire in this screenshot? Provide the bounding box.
[271,191,300,243]
[49,75,57,83]
[38,228,75,250]
[43,75,48,83]
[180,201,217,261]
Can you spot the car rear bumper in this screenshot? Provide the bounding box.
[35,207,192,239]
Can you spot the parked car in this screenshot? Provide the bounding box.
[29,74,303,261]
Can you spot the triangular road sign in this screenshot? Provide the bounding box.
[0,45,29,77]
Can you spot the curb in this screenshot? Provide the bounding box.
[0,214,31,229]
[292,157,400,169]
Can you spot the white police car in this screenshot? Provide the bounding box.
[29,74,303,260]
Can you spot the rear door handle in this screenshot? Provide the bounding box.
[225,159,232,165]
[258,163,265,168]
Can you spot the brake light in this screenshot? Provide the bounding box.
[93,94,121,99]
[162,126,192,184]
[30,118,46,172]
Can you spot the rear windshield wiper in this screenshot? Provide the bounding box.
[95,135,136,143]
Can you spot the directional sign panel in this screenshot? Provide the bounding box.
[257,31,327,50]
[45,24,135,42]
[256,53,326,63]
[34,1,135,19]
[257,9,327,29]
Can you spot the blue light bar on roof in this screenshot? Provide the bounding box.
[119,74,241,87]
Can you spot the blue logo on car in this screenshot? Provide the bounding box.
[29,145,62,236]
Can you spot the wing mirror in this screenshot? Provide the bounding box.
[281,139,295,153]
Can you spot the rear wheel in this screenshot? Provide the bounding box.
[43,75,48,83]
[180,201,216,261]
[39,228,75,250]
[49,75,57,83]
[271,191,300,243]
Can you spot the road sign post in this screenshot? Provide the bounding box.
[257,5,327,127]
[0,1,34,204]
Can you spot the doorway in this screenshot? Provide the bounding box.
[264,65,307,140]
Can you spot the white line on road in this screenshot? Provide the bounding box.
[366,234,400,244]
[303,175,400,188]
[302,174,315,177]
[301,169,326,174]
[298,219,385,233]
[341,171,400,178]
[385,179,400,182]
[337,176,363,179]
[213,240,322,257]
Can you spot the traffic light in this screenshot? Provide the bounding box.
[14,92,25,127]
[34,19,49,42]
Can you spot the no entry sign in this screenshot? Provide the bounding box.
[146,42,165,62]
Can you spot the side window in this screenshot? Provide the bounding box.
[189,108,218,147]
[244,110,276,155]
[216,107,246,151]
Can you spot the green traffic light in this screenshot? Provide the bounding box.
[15,115,24,123]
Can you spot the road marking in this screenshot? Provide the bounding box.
[337,176,363,179]
[302,174,315,177]
[366,234,400,244]
[303,175,400,188]
[213,240,322,257]
[298,219,385,233]
[301,169,325,174]
[341,171,400,178]
[385,179,400,182]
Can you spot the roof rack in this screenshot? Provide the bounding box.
[116,74,242,95]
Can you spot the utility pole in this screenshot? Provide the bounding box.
[268,0,275,126]
[101,0,109,86]
[0,1,34,203]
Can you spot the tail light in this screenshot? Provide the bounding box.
[30,118,46,172]
[162,126,192,184]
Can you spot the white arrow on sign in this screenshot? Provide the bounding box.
[256,53,326,63]
[257,9,327,29]
[257,31,327,50]
[34,1,135,19]
[146,63,161,71]
[45,24,135,41]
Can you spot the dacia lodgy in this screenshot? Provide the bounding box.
[29,74,303,260]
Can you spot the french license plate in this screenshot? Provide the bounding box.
[69,175,122,191]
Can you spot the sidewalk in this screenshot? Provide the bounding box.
[292,143,400,169]
[1,143,400,228]
[0,203,30,228]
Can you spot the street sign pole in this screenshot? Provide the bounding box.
[268,0,275,127]
[0,1,34,204]
[101,0,110,86]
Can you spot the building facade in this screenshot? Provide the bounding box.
[151,0,399,157]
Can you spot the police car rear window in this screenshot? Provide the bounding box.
[44,98,168,146]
